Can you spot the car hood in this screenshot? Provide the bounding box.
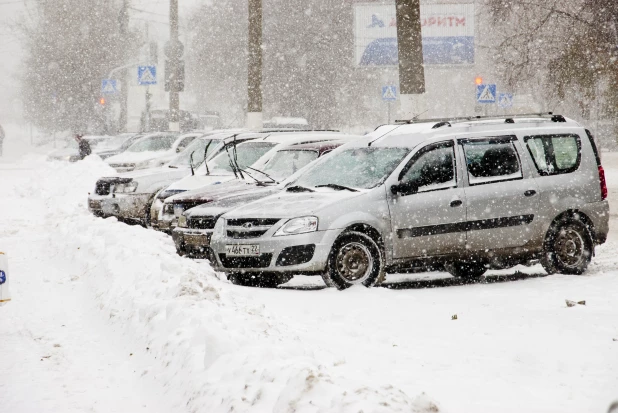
[165,172,238,191]
[105,150,171,164]
[168,180,271,204]
[223,189,368,220]
[112,165,189,180]
[186,187,280,219]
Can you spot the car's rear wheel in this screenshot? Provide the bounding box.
[445,261,487,280]
[322,232,384,290]
[541,218,593,275]
[228,273,292,288]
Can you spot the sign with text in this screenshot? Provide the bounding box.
[354,3,475,66]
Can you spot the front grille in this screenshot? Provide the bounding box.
[95,180,112,195]
[188,216,216,229]
[219,253,273,268]
[227,218,281,227]
[227,230,269,239]
[225,218,281,239]
[276,244,316,266]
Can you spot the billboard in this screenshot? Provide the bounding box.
[354,3,475,66]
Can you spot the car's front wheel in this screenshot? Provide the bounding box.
[322,232,385,290]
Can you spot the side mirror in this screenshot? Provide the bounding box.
[176,146,184,153]
[390,181,419,196]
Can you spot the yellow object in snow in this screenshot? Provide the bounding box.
[0,252,11,305]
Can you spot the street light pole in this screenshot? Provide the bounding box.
[396,0,426,119]
[169,0,180,132]
[247,0,263,130]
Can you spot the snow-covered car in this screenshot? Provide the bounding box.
[46,135,113,162]
[104,132,199,173]
[171,141,345,257]
[209,114,610,289]
[87,131,255,225]
[94,133,145,160]
[151,132,361,232]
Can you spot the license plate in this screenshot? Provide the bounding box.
[226,244,260,256]
[185,234,210,247]
[89,200,101,209]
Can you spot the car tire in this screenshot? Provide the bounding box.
[445,261,487,280]
[322,232,385,290]
[541,217,593,275]
[228,273,292,288]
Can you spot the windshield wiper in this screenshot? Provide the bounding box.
[286,185,314,193]
[315,184,358,192]
[168,165,179,169]
[245,166,277,184]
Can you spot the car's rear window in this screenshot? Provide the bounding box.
[524,134,581,176]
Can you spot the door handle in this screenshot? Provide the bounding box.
[450,199,463,207]
[524,190,537,197]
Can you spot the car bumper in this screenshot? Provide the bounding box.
[88,193,152,221]
[172,227,213,258]
[210,229,342,274]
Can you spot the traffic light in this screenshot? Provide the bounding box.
[475,76,483,85]
[99,97,106,105]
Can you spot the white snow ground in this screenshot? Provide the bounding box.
[1,128,617,413]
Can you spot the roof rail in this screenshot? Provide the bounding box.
[395,112,567,126]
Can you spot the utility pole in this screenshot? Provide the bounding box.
[168,0,180,132]
[395,0,426,119]
[119,0,129,132]
[247,0,263,130]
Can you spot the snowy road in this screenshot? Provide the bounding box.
[1,140,617,412]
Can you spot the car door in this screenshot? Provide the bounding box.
[460,135,541,251]
[389,140,467,259]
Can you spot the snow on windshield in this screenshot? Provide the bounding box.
[294,147,410,189]
[208,141,277,173]
[127,136,176,153]
[168,138,221,168]
[262,149,318,180]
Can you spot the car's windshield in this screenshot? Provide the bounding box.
[294,147,410,189]
[127,135,176,152]
[168,138,221,168]
[97,135,131,150]
[262,149,319,181]
[208,141,277,173]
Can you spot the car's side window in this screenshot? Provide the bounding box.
[524,134,581,176]
[462,138,522,185]
[399,141,456,193]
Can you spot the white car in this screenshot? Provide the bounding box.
[104,132,200,173]
[153,132,362,232]
[88,130,254,225]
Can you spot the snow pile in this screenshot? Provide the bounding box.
[5,155,441,412]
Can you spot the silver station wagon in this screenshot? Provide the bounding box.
[209,114,609,289]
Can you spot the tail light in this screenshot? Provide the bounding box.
[599,165,607,200]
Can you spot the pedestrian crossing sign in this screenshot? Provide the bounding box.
[138,66,157,86]
[476,84,496,104]
[101,79,119,94]
[382,85,397,101]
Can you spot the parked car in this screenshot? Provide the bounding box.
[88,130,254,225]
[170,141,346,254]
[104,132,199,173]
[94,133,145,160]
[47,135,114,162]
[151,132,361,231]
[209,114,609,289]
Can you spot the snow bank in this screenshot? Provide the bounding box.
[10,156,441,412]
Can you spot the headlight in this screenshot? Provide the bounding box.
[114,181,138,193]
[274,216,318,236]
[178,214,188,228]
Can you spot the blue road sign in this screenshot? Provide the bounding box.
[382,85,397,102]
[498,92,514,108]
[138,66,157,86]
[476,84,497,104]
[0,270,6,285]
[101,79,118,94]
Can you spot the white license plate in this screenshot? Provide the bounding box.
[226,244,260,256]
